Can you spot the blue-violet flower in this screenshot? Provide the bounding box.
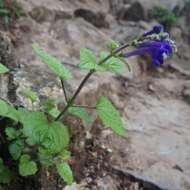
[125,40,173,67]
[143,25,164,36]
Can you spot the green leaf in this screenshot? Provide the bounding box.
[5,127,20,140]
[96,96,127,138]
[42,122,70,154]
[0,63,9,74]
[0,99,9,115]
[9,140,23,160]
[20,111,49,145]
[79,48,97,70]
[38,148,54,166]
[48,107,60,118]
[107,39,120,51]
[79,48,96,69]
[56,163,73,185]
[59,150,71,161]
[7,109,20,122]
[42,98,57,112]
[0,158,12,184]
[32,43,71,80]
[19,154,38,176]
[21,88,38,103]
[0,99,20,122]
[42,99,60,118]
[68,107,93,124]
[100,52,125,74]
[20,111,70,153]
[118,56,132,72]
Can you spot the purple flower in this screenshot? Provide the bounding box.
[125,40,173,67]
[143,25,164,36]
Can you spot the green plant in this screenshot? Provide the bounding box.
[151,6,177,30]
[0,26,176,186]
[0,40,129,185]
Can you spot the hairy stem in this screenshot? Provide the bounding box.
[55,42,131,121]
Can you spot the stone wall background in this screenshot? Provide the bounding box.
[1,0,190,189]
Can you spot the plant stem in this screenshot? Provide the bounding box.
[55,42,131,121]
[60,78,68,103]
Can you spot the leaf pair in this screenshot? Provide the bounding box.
[79,48,125,74]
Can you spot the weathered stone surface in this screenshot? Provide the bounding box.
[117,0,184,20]
[118,2,145,21]
[0,32,18,103]
[99,75,190,190]
[74,9,109,28]
[6,0,190,189]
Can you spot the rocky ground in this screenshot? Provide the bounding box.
[1,0,190,189]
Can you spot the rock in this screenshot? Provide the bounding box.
[29,6,73,23]
[109,0,126,15]
[169,61,190,76]
[74,9,109,28]
[116,0,184,20]
[170,26,183,42]
[0,32,18,103]
[29,6,53,23]
[0,32,17,69]
[182,87,190,105]
[142,163,190,190]
[118,2,145,21]
[100,77,190,190]
[134,0,184,11]
[6,0,190,189]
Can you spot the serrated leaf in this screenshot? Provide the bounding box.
[56,162,73,185]
[20,111,48,145]
[5,127,20,140]
[96,96,127,138]
[42,122,70,154]
[0,63,9,74]
[68,107,93,124]
[20,111,70,153]
[9,140,23,160]
[0,99,9,115]
[79,48,114,72]
[32,43,71,80]
[19,154,38,176]
[0,158,12,184]
[79,48,98,70]
[100,52,125,74]
[21,88,38,103]
[0,100,20,122]
[107,39,120,51]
